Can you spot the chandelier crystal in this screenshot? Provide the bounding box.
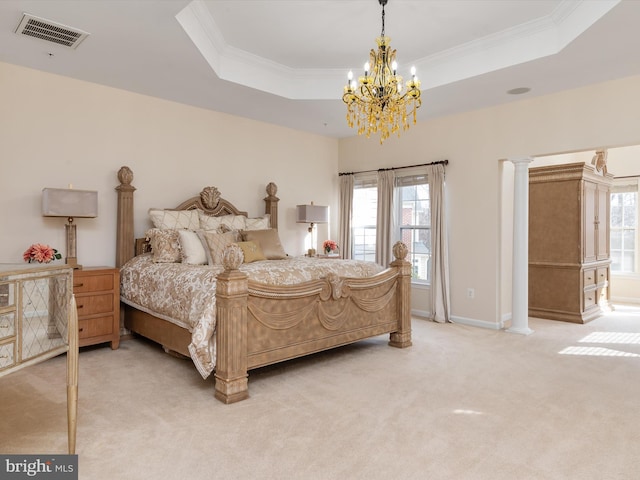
[342,0,421,144]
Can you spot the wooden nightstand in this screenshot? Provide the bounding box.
[73,266,120,349]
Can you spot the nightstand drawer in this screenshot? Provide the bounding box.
[72,267,120,350]
[75,293,114,316]
[78,316,115,339]
[0,342,16,370]
[0,312,15,340]
[73,274,114,294]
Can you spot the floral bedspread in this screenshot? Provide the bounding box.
[120,254,384,378]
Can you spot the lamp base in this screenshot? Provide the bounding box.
[65,257,82,270]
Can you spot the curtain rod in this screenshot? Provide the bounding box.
[339,159,448,176]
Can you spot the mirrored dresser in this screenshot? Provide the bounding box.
[0,263,78,453]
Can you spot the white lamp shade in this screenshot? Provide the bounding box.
[296,204,328,224]
[42,188,98,217]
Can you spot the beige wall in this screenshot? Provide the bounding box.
[3,60,639,323]
[339,75,640,327]
[0,62,339,266]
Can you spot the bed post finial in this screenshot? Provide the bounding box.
[264,182,279,229]
[116,166,136,268]
[389,241,412,349]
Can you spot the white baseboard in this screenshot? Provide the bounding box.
[450,314,503,330]
[612,296,640,305]
[411,309,431,319]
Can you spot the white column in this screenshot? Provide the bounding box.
[508,157,534,335]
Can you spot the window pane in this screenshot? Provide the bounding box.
[352,185,377,262]
[611,202,622,228]
[623,251,635,272]
[611,251,622,271]
[610,231,622,249]
[397,177,431,283]
[610,189,638,274]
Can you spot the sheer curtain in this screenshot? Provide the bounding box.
[426,164,450,322]
[338,174,354,259]
[376,170,396,266]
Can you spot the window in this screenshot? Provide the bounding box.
[397,175,430,283]
[350,172,431,283]
[351,177,377,262]
[610,179,638,273]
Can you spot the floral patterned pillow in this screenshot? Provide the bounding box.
[145,229,181,263]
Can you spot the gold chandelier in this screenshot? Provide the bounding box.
[342,0,421,144]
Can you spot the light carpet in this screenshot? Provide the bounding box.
[2,306,640,479]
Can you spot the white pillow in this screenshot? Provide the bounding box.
[245,214,270,231]
[198,212,246,231]
[178,230,208,265]
[149,208,200,230]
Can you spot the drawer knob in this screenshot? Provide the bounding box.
[77,304,84,309]
[79,328,84,332]
[73,283,84,288]
[587,276,592,281]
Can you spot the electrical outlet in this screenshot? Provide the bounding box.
[467,288,475,299]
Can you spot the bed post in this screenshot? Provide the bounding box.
[389,241,412,348]
[115,166,135,268]
[214,244,249,404]
[264,182,279,229]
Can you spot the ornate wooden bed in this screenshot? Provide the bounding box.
[115,166,412,403]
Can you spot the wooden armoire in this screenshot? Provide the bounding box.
[529,162,614,323]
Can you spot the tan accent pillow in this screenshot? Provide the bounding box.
[178,230,208,265]
[148,209,200,230]
[245,214,270,230]
[236,241,266,263]
[241,229,287,260]
[145,229,181,263]
[198,230,237,265]
[198,212,247,231]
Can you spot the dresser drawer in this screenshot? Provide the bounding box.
[0,282,15,308]
[78,316,115,339]
[0,341,16,370]
[73,273,114,293]
[75,293,115,316]
[0,312,15,340]
[583,289,597,309]
[596,267,609,286]
[583,269,596,288]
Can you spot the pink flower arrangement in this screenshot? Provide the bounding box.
[23,243,62,264]
[323,240,338,254]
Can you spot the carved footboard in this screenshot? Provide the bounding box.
[214,242,412,404]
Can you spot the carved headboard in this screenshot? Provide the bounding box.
[115,166,280,267]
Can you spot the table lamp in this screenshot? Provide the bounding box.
[42,187,98,269]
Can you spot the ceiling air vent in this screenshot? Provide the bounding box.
[15,13,89,49]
